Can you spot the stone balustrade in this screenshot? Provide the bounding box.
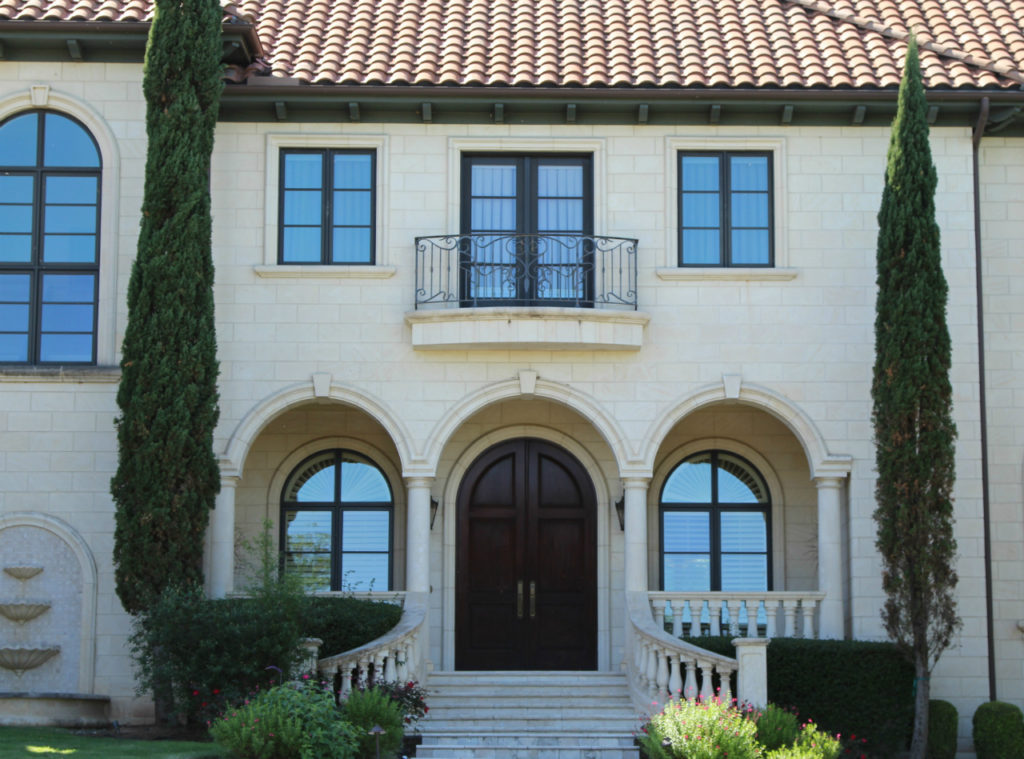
[648,591,826,640]
[317,591,427,696]
[625,591,765,712]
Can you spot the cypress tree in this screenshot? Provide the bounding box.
[111,0,223,616]
[872,37,960,759]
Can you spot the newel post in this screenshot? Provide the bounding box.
[732,637,769,708]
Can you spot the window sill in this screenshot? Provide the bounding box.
[0,365,121,383]
[656,267,798,282]
[405,306,650,351]
[253,265,397,279]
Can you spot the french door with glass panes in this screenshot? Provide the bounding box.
[460,154,593,306]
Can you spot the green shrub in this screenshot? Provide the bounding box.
[341,686,407,759]
[928,699,958,759]
[302,596,403,656]
[209,681,358,759]
[757,704,800,751]
[682,636,913,756]
[973,701,1024,759]
[640,698,763,759]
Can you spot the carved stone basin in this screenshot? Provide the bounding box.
[0,601,51,623]
[3,567,43,581]
[0,647,60,676]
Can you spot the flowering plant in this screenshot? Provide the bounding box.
[372,680,430,727]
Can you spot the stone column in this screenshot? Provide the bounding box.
[815,476,845,638]
[405,477,434,594]
[732,638,770,707]
[623,477,650,592]
[209,475,238,598]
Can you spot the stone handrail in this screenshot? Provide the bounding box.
[317,591,427,696]
[648,591,826,639]
[626,590,744,712]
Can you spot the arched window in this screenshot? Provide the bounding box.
[660,450,771,591]
[0,110,101,364]
[280,449,393,592]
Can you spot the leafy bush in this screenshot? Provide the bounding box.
[302,596,403,656]
[927,699,958,759]
[341,686,407,759]
[130,527,404,724]
[372,680,429,728]
[973,701,1024,759]
[640,697,763,759]
[209,681,358,759]
[757,704,800,751]
[683,636,912,756]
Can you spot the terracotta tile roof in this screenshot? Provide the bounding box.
[3,0,1023,89]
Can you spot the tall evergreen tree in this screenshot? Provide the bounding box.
[111,0,223,616]
[872,37,960,759]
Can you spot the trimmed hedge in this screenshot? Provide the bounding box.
[303,596,403,657]
[682,636,913,757]
[132,589,402,723]
[927,699,958,759]
[973,701,1024,759]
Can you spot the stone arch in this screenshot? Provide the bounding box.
[221,380,414,476]
[0,87,122,365]
[642,382,851,479]
[421,375,633,476]
[0,512,98,694]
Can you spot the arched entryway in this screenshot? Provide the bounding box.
[455,438,597,670]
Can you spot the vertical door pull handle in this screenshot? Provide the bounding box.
[517,580,524,619]
[529,581,536,618]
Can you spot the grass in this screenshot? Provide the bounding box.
[0,727,225,759]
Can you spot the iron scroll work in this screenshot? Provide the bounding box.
[414,233,639,309]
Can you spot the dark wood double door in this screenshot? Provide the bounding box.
[455,439,597,670]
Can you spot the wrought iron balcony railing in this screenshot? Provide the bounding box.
[414,233,638,310]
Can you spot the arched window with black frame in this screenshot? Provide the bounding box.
[280,449,394,592]
[0,110,101,364]
[660,450,771,592]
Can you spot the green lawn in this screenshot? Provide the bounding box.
[0,727,225,759]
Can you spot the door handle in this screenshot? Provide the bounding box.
[529,581,536,618]
[517,580,524,619]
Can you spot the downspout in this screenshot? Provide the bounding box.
[971,96,995,702]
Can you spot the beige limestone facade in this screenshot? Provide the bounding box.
[0,60,1021,752]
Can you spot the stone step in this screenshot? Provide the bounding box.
[416,732,640,759]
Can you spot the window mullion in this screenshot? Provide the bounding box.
[322,149,332,265]
[720,153,731,266]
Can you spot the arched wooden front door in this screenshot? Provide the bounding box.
[455,438,597,670]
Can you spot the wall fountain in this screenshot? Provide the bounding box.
[0,519,109,727]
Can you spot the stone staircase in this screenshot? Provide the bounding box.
[415,671,642,759]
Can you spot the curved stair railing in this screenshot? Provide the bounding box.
[317,591,428,696]
[626,591,742,713]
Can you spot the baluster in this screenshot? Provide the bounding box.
[374,652,387,685]
[783,600,798,638]
[668,652,683,700]
[672,601,683,638]
[747,598,764,637]
[356,657,370,689]
[635,640,647,688]
[718,665,734,704]
[802,598,820,639]
[767,599,781,638]
[727,599,742,637]
[383,648,397,683]
[653,599,666,631]
[683,657,699,700]
[339,664,352,698]
[396,642,409,682]
[698,659,714,702]
[711,601,722,636]
[656,648,670,701]
[645,643,659,699]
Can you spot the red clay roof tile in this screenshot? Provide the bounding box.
[3,0,1024,88]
